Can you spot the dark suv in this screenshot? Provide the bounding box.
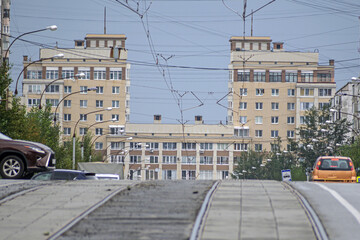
[0,132,55,179]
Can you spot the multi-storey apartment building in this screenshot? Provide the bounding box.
[22,34,130,154]
[0,0,10,60]
[228,36,336,151]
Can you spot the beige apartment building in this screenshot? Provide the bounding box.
[21,35,336,180]
[228,36,336,152]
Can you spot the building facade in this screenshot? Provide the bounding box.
[228,36,336,151]
[22,34,130,153]
[0,0,10,60]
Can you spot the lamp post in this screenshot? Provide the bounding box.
[80,118,117,160]
[39,72,85,109]
[3,25,57,63]
[53,87,97,125]
[72,107,112,169]
[14,53,64,95]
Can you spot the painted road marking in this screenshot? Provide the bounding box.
[315,183,360,225]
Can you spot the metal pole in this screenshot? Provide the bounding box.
[73,135,76,169]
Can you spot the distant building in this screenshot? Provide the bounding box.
[1,0,11,60]
[330,79,360,139]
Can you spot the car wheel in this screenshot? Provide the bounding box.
[0,156,25,179]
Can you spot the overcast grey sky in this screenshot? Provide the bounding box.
[10,0,360,124]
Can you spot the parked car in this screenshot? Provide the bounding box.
[0,132,55,179]
[31,169,98,180]
[95,173,120,180]
[311,156,357,183]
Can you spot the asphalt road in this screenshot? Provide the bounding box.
[290,181,360,240]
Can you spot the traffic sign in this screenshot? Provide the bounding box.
[281,169,292,181]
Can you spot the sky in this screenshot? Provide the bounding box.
[9,0,360,124]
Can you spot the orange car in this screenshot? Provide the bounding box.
[311,156,357,183]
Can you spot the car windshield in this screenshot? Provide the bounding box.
[0,132,12,140]
[319,158,352,171]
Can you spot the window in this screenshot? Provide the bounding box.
[146,142,159,150]
[110,126,125,135]
[217,143,229,150]
[112,100,120,108]
[255,130,263,138]
[288,89,295,97]
[130,142,142,150]
[285,72,297,82]
[217,156,229,165]
[300,102,314,110]
[271,116,279,124]
[96,86,104,94]
[255,116,263,124]
[27,70,42,79]
[80,114,87,121]
[112,114,119,122]
[234,128,249,137]
[255,102,263,110]
[95,114,103,122]
[28,99,40,107]
[255,144,262,152]
[3,9,10,18]
[217,170,229,180]
[256,88,264,96]
[300,88,314,96]
[130,155,141,164]
[64,114,71,121]
[45,99,59,107]
[200,156,213,164]
[239,88,247,96]
[64,86,72,93]
[317,73,331,82]
[79,128,87,136]
[80,100,87,108]
[46,70,58,79]
[271,144,279,152]
[271,89,279,96]
[234,143,248,151]
[162,143,175,150]
[253,71,265,82]
[94,71,106,80]
[300,116,308,124]
[239,116,247,124]
[163,156,177,164]
[271,130,279,138]
[319,88,332,96]
[62,70,74,79]
[287,103,295,110]
[239,102,247,110]
[287,117,295,124]
[63,128,71,135]
[28,85,41,94]
[269,72,282,82]
[199,170,213,180]
[96,100,103,108]
[111,155,125,164]
[182,156,196,164]
[163,170,177,180]
[182,143,196,150]
[287,130,295,138]
[182,170,196,180]
[111,142,125,150]
[45,85,60,93]
[95,128,103,135]
[200,143,213,150]
[78,70,90,79]
[95,142,103,150]
[80,86,88,94]
[301,72,313,82]
[64,100,71,107]
[112,86,120,94]
[271,102,279,110]
[147,156,159,164]
[110,71,122,80]
[237,71,250,82]
[319,102,329,109]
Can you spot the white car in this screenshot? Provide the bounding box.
[95,174,120,180]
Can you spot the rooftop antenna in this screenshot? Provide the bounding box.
[104,7,107,34]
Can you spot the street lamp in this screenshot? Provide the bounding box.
[72,107,112,169]
[3,25,57,62]
[53,87,97,125]
[14,53,64,95]
[39,72,85,109]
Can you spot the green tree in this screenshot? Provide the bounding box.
[339,136,360,170]
[232,149,267,179]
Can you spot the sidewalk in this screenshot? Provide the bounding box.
[199,180,316,240]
